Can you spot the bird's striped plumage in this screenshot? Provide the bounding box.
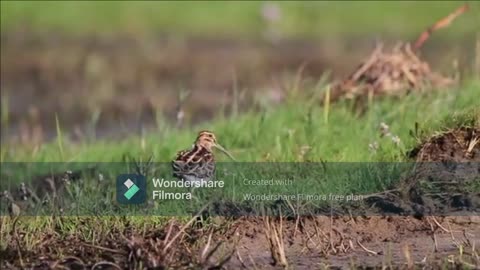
[172,131,234,183]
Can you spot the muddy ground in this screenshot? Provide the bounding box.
[1,33,476,144]
[1,215,479,269]
[229,215,480,269]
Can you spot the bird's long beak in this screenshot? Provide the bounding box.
[214,143,236,161]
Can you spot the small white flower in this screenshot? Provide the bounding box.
[379,122,390,137]
[392,135,401,145]
[369,141,379,152]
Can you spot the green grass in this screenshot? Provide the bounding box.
[1,1,478,39]
[1,80,479,216]
[2,80,479,163]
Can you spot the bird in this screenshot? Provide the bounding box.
[172,130,236,184]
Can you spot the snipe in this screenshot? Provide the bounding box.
[172,131,235,184]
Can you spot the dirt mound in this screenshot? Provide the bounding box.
[367,127,480,217]
[332,43,454,101]
[331,4,469,102]
[412,127,480,162]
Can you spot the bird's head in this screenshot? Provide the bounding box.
[195,131,236,161]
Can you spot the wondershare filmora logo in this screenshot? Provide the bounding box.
[116,174,146,204]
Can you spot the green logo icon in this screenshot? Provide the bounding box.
[123,179,140,200]
[116,174,146,204]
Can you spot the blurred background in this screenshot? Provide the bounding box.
[1,1,478,145]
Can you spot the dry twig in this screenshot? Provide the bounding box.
[356,239,379,256]
[413,3,469,50]
[263,215,289,268]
